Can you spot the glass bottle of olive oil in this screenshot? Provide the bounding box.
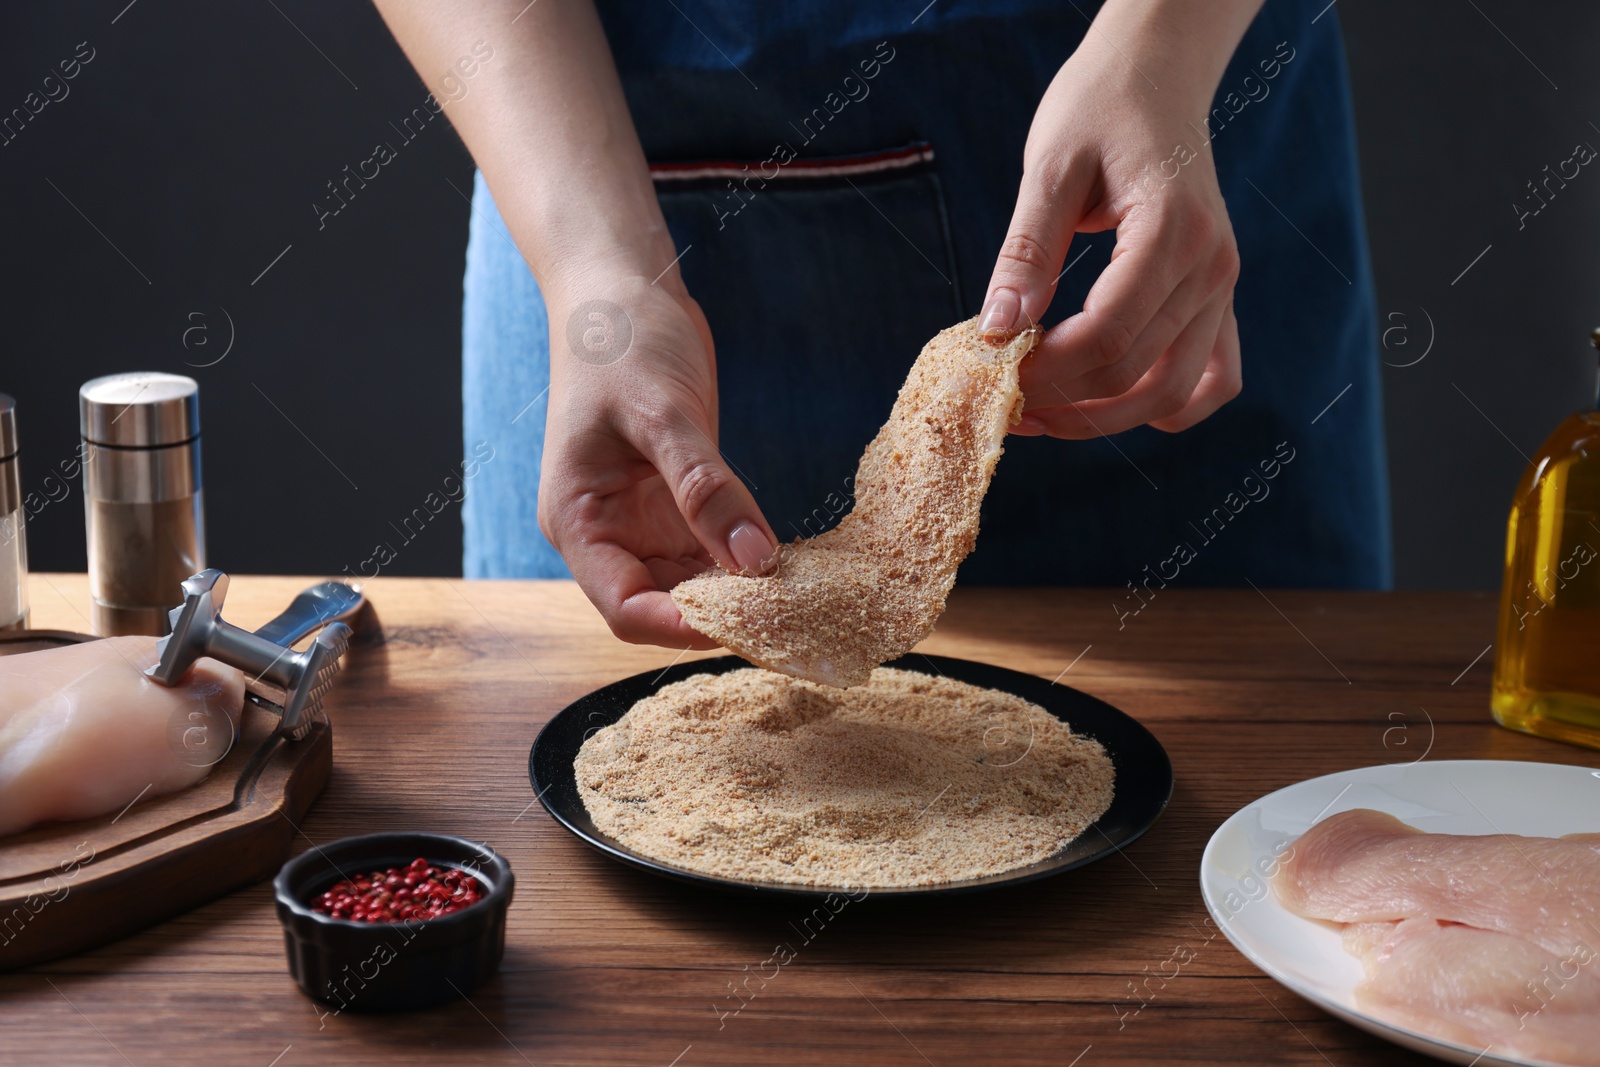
[1491,328,1600,748]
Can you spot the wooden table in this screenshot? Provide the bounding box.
[4,574,1592,1066]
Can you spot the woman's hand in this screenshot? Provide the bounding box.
[980,0,1262,438]
[538,269,778,647]
[373,0,779,647]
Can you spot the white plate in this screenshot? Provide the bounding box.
[1200,759,1600,1067]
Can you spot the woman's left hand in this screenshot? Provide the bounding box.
[980,0,1262,438]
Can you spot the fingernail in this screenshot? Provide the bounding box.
[728,521,777,575]
[1013,414,1047,435]
[979,289,1020,340]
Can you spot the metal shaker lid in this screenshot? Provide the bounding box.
[0,393,16,460]
[80,372,200,447]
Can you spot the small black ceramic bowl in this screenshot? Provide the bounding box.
[274,832,513,1012]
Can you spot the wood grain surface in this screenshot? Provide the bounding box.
[2,573,1591,1067]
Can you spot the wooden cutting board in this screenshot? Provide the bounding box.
[0,629,332,970]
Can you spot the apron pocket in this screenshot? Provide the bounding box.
[651,141,965,540]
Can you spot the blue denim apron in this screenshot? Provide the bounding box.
[462,0,1393,589]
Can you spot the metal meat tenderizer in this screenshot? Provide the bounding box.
[146,569,363,739]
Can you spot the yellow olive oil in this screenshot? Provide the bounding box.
[1491,331,1600,748]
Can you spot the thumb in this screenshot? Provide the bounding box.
[646,405,779,576]
[980,156,1096,339]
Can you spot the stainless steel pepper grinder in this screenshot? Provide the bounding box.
[79,372,205,636]
[0,393,27,631]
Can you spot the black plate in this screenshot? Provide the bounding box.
[529,654,1173,898]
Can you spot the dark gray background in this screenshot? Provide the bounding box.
[1,1,1593,589]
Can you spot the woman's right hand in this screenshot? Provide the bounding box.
[369,0,777,646]
[538,269,780,647]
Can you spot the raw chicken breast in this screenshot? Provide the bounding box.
[1343,918,1600,1065]
[1274,808,1600,959]
[0,636,245,835]
[1274,809,1600,1066]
